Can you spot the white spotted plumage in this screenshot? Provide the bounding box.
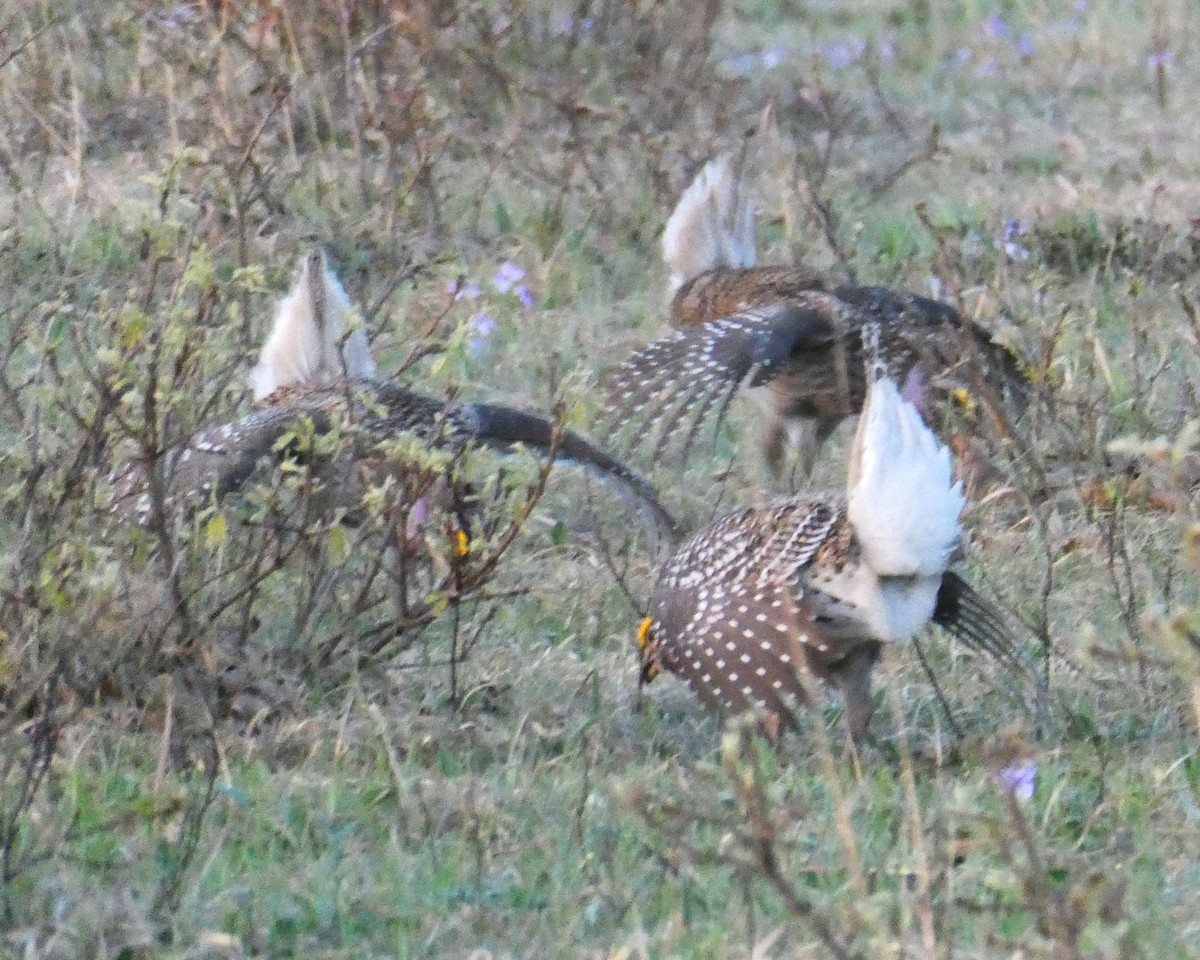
[638,369,1003,741]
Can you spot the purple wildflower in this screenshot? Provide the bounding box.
[158,4,199,30]
[1002,219,1031,262]
[556,14,595,34]
[724,47,786,76]
[900,367,927,416]
[447,279,481,302]
[823,38,866,70]
[760,46,786,70]
[878,37,897,61]
[467,310,497,355]
[1017,33,1035,57]
[493,261,526,293]
[952,47,972,69]
[468,310,497,337]
[1004,219,1028,240]
[514,284,535,309]
[974,56,1000,78]
[995,761,1037,800]
[404,496,430,547]
[1148,48,1173,70]
[982,14,1007,39]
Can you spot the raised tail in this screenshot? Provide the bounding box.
[464,401,682,543]
[661,155,757,295]
[249,249,376,402]
[847,369,965,578]
[661,106,781,295]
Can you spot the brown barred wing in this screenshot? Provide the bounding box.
[599,300,842,460]
[110,404,339,524]
[111,382,458,525]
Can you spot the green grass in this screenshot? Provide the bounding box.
[3,0,1200,956]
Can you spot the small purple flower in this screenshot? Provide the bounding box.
[469,310,496,337]
[1017,33,1035,57]
[995,761,1037,800]
[878,37,897,61]
[404,496,430,546]
[974,56,1000,78]
[447,279,481,302]
[556,14,594,34]
[493,261,526,293]
[467,310,497,355]
[1002,219,1031,262]
[1004,219,1028,241]
[514,284,535,309]
[823,38,866,70]
[760,46,786,70]
[725,48,786,76]
[952,46,972,69]
[158,4,198,30]
[982,14,1007,39]
[900,367,926,416]
[1148,48,1173,70]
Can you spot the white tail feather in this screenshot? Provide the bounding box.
[848,375,964,578]
[249,250,376,401]
[661,155,756,294]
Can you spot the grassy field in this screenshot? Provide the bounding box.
[3,0,1200,956]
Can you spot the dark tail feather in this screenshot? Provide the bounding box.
[465,401,682,544]
[933,571,1049,721]
[934,572,1022,670]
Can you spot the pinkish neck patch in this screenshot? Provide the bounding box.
[900,366,927,417]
